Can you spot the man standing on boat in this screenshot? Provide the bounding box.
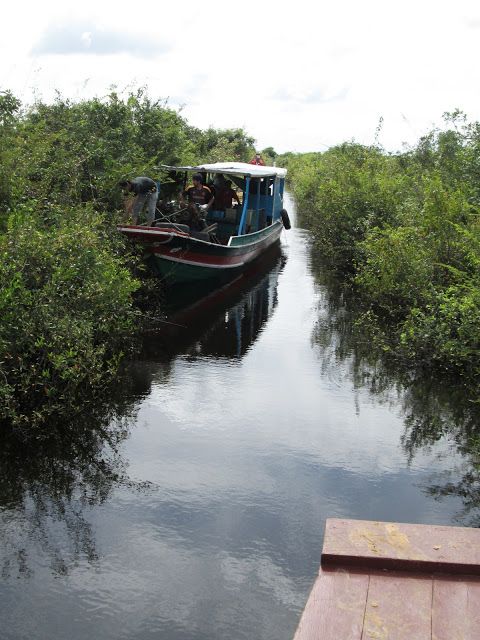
[249,152,265,166]
[119,177,159,225]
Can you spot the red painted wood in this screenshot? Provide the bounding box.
[293,567,369,640]
[322,519,480,575]
[432,576,480,640]
[293,520,480,639]
[362,571,432,640]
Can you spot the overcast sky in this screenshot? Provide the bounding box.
[2,0,480,153]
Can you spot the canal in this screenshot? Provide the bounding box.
[0,194,477,639]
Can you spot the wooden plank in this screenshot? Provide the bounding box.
[432,576,480,640]
[293,567,369,640]
[322,519,480,575]
[362,571,432,640]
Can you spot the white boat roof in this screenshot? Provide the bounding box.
[159,162,287,178]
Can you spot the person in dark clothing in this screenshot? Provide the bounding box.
[178,174,213,231]
[214,180,241,210]
[119,177,158,225]
[178,203,208,231]
[180,173,214,210]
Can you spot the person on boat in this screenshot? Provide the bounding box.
[180,173,214,211]
[214,180,241,210]
[177,174,213,232]
[119,177,158,225]
[179,203,208,232]
[249,152,265,166]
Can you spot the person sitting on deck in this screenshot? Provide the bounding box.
[180,173,214,211]
[119,176,158,225]
[178,174,214,232]
[178,203,208,232]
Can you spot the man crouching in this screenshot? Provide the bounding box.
[119,177,159,225]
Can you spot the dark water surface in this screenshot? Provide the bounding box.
[1,195,478,640]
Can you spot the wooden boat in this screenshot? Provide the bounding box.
[117,162,290,284]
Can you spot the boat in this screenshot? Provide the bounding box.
[141,243,285,360]
[117,162,290,284]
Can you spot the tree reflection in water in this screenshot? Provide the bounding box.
[137,244,285,364]
[310,259,480,526]
[0,245,287,580]
[0,379,149,578]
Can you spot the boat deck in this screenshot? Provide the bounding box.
[293,518,480,640]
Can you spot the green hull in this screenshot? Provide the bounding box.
[145,254,237,284]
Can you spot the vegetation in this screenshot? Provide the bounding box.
[4,81,479,430]
[0,87,258,432]
[280,112,480,387]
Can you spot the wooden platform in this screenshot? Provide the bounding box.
[293,519,480,640]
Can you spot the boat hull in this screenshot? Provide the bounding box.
[118,221,284,284]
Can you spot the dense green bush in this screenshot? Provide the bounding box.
[282,144,411,269]
[0,87,260,431]
[0,205,140,431]
[1,88,257,221]
[8,90,198,218]
[355,225,435,314]
[399,284,480,375]
[282,114,480,383]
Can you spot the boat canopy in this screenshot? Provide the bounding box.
[158,162,287,179]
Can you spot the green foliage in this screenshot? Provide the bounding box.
[0,86,264,430]
[399,283,480,376]
[356,226,435,314]
[0,90,22,223]
[191,127,256,163]
[0,205,139,431]
[8,89,199,218]
[0,88,258,221]
[288,114,480,382]
[289,143,409,268]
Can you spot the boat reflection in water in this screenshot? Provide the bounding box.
[143,242,286,362]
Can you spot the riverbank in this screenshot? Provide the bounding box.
[279,115,480,389]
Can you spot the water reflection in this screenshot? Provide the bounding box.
[2,195,479,640]
[309,257,480,526]
[132,244,285,368]
[0,244,287,583]
[0,389,144,579]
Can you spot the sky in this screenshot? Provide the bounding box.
[1,0,480,154]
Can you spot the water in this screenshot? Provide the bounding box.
[0,194,478,640]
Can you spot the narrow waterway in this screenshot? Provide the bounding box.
[0,194,477,640]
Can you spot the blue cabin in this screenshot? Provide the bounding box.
[159,162,288,242]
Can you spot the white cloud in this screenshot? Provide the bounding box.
[1,0,480,153]
[270,86,349,105]
[81,32,92,50]
[32,19,170,57]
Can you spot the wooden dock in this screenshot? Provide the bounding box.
[293,518,480,640]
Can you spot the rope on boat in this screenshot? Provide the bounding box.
[153,234,175,245]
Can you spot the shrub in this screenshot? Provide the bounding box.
[0,204,139,432]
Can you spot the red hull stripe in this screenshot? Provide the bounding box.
[119,224,282,268]
[117,227,189,239]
